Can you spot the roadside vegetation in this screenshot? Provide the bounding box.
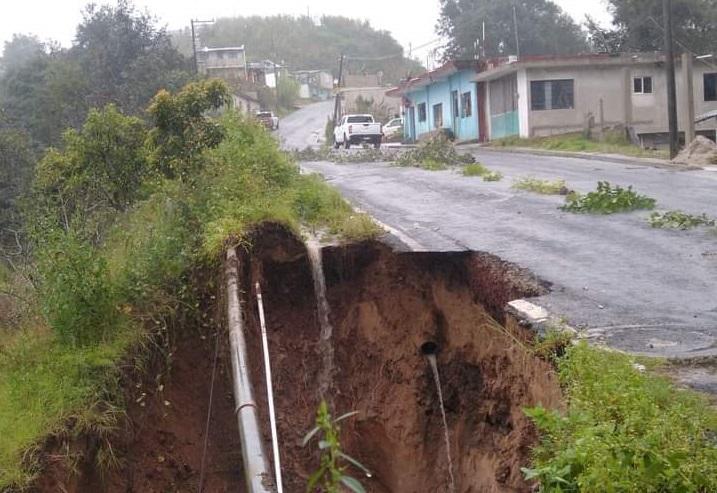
[462,163,503,181]
[492,132,668,159]
[394,134,476,171]
[561,181,656,214]
[648,210,716,230]
[524,341,717,492]
[0,78,378,489]
[513,177,570,195]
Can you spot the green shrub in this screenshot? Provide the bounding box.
[561,181,656,214]
[648,210,715,230]
[524,343,717,492]
[513,177,568,195]
[395,133,474,169]
[462,162,502,181]
[39,232,119,346]
[462,163,489,176]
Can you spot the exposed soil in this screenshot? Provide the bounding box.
[31,296,246,492]
[241,227,563,493]
[29,224,563,492]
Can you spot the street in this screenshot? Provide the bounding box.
[280,102,717,359]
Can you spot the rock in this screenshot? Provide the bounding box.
[672,135,717,165]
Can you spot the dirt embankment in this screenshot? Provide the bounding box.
[31,279,246,493]
[30,224,562,492]
[242,227,562,493]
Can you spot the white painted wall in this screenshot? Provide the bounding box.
[516,68,530,138]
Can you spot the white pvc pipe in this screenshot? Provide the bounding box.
[256,282,284,493]
[225,248,274,493]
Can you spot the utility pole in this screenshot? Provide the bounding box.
[191,19,214,75]
[333,54,345,124]
[512,5,521,59]
[663,0,679,158]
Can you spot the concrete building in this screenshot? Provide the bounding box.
[344,73,383,88]
[198,46,247,81]
[294,70,334,100]
[391,54,717,145]
[388,60,481,142]
[474,53,717,145]
[231,91,261,114]
[339,86,402,122]
[247,60,285,89]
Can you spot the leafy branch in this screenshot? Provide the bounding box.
[303,401,371,493]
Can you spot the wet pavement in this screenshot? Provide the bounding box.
[279,103,717,360]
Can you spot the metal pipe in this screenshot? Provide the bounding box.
[225,248,274,493]
[256,283,284,493]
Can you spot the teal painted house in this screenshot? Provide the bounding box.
[388,61,484,143]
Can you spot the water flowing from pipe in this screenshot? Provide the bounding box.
[427,354,456,493]
[306,237,334,398]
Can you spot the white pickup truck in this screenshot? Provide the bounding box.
[334,114,382,149]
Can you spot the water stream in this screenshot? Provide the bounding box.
[306,237,335,398]
[427,353,456,493]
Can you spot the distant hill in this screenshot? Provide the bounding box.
[171,15,424,85]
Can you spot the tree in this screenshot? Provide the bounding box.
[0,34,46,75]
[0,1,191,148]
[437,0,588,59]
[1,54,89,146]
[0,128,35,248]
[146,79,230,180]
[277,76,300,110]
[602,0,717,54]
[74,0,191,114]
[32,105,148,236]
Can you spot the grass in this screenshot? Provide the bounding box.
[648,210,716,230]
[492,132,668,159]
[524,342,717,492]
[462,163,503,181]
[0,111,380,489]
[513,177,568,195]
[0,321,142,487]
[561,181,656,214]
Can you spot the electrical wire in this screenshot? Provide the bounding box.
[197,331,221,493]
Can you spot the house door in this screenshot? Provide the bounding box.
[408,106,416,142]
[451,90,460,139]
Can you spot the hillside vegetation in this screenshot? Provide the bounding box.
[172,15,423,84]
[0,77,379,489]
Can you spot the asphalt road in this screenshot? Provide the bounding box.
[279,103,717,359]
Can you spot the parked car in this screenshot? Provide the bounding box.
[334,114,382,149]
[256,111,279,130]
[382,117,404,139]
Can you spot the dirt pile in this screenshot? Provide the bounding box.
[242,229,562,493]
[673,135,717,165]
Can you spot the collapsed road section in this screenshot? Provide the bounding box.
[228,224,563,493]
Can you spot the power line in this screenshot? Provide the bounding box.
[343,52,404,62]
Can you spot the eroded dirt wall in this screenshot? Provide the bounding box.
[243,228,562,493]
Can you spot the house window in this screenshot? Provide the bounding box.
[461,91,472,117]
[433,103,443,128]
[633,76,653,94]
[418,103,427,122]
[705,73,717,101]
[530,79,574,111]
[451,91,459,118]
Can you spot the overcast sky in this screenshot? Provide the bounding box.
[0,0,614,58]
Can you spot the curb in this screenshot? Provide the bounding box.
[466,146,703,171]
